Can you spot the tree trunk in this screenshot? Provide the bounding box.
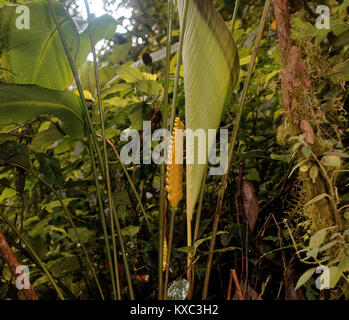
[0,231,38,300]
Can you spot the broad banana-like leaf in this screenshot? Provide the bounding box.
[0,0,116,90]
[177,0,240,229]
[0,83,84,138]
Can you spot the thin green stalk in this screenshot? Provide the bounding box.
[158,0,173,300]
[111,199,136,299]
[47,0,118,299]
[0,213,65,300]
[163,207,176,299]
[34,171,104,299]
[193,167,208,247]
[188,166,208,299]
[310,150,341,228]
[83,0,127,299]
[97,134,153,237]
[230,0,240,33]
[90,155,119,299]
[202,0,272,300]
[47,1,105,179]
[169,0,189,133]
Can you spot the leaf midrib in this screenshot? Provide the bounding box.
[32,17,73,83]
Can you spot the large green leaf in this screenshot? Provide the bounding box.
[177,0,240,229]
[0,0,116,90]
[0,83,84,138]
[79,61,117,96]
[76,14,117,66]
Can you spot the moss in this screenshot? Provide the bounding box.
[302,175,335,232]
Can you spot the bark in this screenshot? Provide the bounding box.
[273,0,312,117]
[0,231,38,300]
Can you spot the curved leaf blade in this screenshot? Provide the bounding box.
[0,1,116,90]
[0,83,84,138]
[178,0,240,223]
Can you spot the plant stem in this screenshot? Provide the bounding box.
[201,0,272,300]
[111,197,135,299]
[96,134,153,236]
[169,0,189,133]
[34,171,104,299]
[158,0,173,300]
[230,0,240,33]
[83,0,129,299]
[311,151,341,228]
[188,166,208,299]
[163,207,176,299]
[47,0,117,299]
[0,213,65,300]
[0,230,38,300]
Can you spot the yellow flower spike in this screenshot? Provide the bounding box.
[163,237,168,272]
[166,117,185,210]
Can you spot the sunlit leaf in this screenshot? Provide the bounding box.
[0,83,84,138]
[177,0,239,232]
[309,229,327,249]
[295,268,316,290]
[0,0,116,90]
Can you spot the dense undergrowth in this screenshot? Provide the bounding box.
[0,0,348,300]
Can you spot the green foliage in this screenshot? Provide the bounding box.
[0,0,348,301]
[0,0,116,90]
[0,83,85,138]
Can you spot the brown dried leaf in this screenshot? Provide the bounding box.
[300,119,315,145]
[242,180,260,232]
[232,279,262,300]
[285,267,305,300]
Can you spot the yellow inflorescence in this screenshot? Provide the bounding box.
[162,237,168,271]
[166,117,184,210]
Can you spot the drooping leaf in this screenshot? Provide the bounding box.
[301,145,311,159]
[79,62,117,96]
[295,268,316,290]
[329,60,349,83]
[321,266,342,289]
[177,0,240,228]
[116,65,144,83]
[270,153,292,163]
[242,180,260,232]
[193,231,227,250]
[67,227,95,244]
[136,79,163,96]
[0,140,30,168]
[304,193,330,207]
[31,124,64,152]
[0,83,84,138]
[309,229,327,249]
[0,0,116,90]
[48,256,82,277]
[35,153,64,189]
[338,256,349,273]
[121,225,141,237]
[43,198,78,213]
[309,165,318,183]
[321,155,341,167]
